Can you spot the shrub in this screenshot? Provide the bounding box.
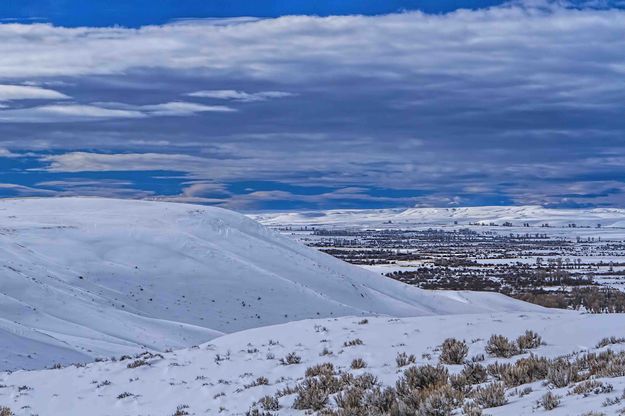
[334,386,365,410]
[126,359,148,369]
[576,350,625,378]
[460,362,487,385]
[595,336,625,349]
[172,405,190,416]
[96,380,111,388]
[395,365,449,411]
[439,338,469,365]
[351,358,367,369]
[305,363,335,378]
[362,387,397,414]
[516,330,543,350]
[245,376,269,388]
[472,383,507,408]
[449,373,470,393]
[352,373,379,390]
[293,378,331,411]
[245,408,274,416]
[518,386,533,397]
[462,401,482,416]
[396,352,416,368]
[280,352,301,365]
[547,358,577,388]
[540,392,560,410]
[400,364,449,391]
[259,395,280,411]
[571,380,613,396]
[416,385,463,416]
[602,395,622,406]
[319,347,333,356]
[491,355,549,387]
[471,354,485,362]
[485,335,518,358]
[344,338,364,347]
[0,408,12,416]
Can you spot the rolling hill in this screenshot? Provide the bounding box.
[0,197,541,370]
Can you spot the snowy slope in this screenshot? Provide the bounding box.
[1,311,624,416]
[252,205,625,228]
[0,197,540,370]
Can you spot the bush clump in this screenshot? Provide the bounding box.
[485,335,519,358]
[539,392,560,410]
[305,362,335,378]
[472,382,507,408]
[126,359,148,369]
[245,376,269,388]
[293,377,332,411]
[344,338,364,347]
[460,362,488,385]
[571,380,613,396]
[488,355,548,387]
[516,330,543,350]
[596,336,625,349]
[259,395,280,411]
[396,352,416,368]
[547,358,578,388]
[439,338,469,365]
[280,352,302,365]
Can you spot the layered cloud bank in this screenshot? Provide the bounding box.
[0,2,624,208]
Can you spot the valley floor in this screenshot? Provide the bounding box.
[2,310,625,415]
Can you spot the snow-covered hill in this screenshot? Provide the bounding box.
[0,198,539,370]
[2,311,624,416]
[252,205,625,228]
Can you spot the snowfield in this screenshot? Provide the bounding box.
[0,198,540,370]
[2,311,625,415]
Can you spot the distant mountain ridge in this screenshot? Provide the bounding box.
[252,205,625,227]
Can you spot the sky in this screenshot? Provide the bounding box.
[0,1,624,211]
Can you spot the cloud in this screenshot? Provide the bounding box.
[0,101,236,122]
[0,3,619,89]
[0,2,624,208]
[141,101,236,115]
[0,183,57,196]
[38,152,213,172]
[0,104,145,122]
[187,90,295,102]
[0,84,69,101]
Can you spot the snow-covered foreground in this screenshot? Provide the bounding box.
[1,311,624,415]
[0,198,539,370]
[253,205,625,229]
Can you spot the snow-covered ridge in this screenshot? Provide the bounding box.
[0,197,540,370]
[252,205,625,228]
